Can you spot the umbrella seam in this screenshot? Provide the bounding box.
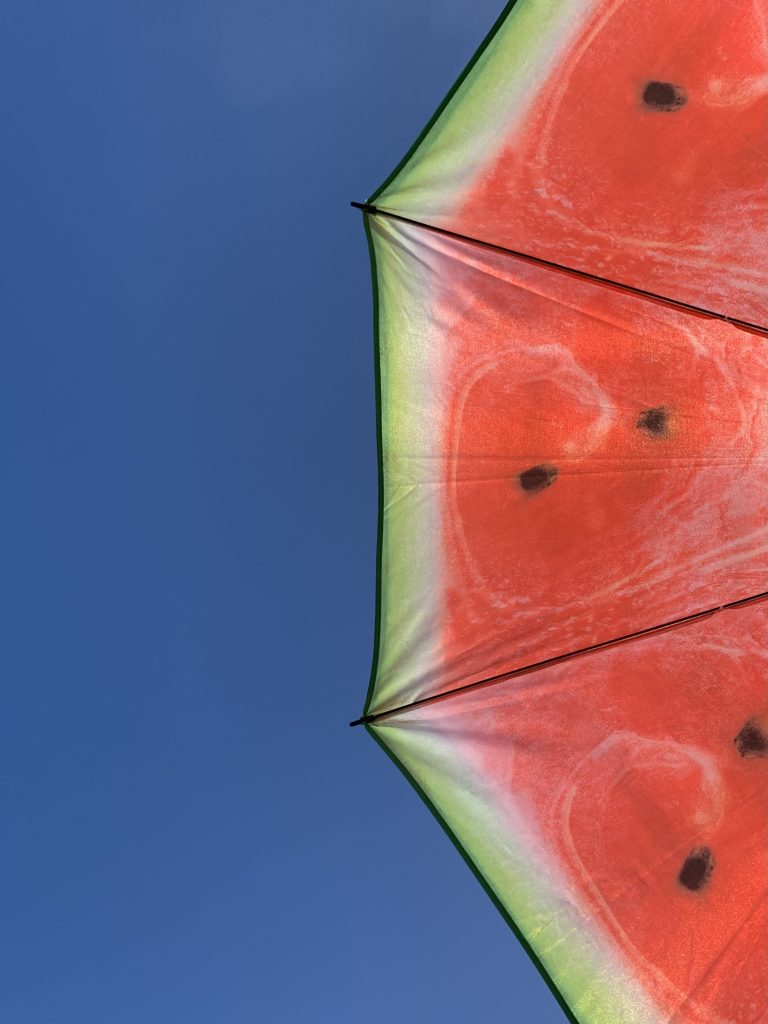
[351,589,768,726]
[352,203,768,338]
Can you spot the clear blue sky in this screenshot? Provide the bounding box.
[1,2,566,1020]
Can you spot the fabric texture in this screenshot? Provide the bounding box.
[358,2,768,1021]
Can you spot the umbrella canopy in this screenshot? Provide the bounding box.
[352,1,768,1022]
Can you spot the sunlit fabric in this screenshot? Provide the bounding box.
[357,1,768,1022]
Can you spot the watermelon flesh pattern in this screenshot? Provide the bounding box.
[363,0,768,1020]
[456,0,768,325]
[440,225,768,698]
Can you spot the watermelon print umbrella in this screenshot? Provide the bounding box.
[350,1,768,1022]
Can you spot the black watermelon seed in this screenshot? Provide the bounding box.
[518,464,558,493]
[678,847,714,892]
[735,718,768,758]
[637,407,669,436]
[642,81,687,111]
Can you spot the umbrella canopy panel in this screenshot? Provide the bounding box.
[363,214,768,716]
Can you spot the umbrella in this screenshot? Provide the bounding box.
[351,1,768,1022]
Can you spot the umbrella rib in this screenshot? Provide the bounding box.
[351,202,768,337]
[349,590,768,727]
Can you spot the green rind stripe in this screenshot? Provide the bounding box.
[361,212,385,719]
[366,723,582,1024]
[367,0,523,205]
